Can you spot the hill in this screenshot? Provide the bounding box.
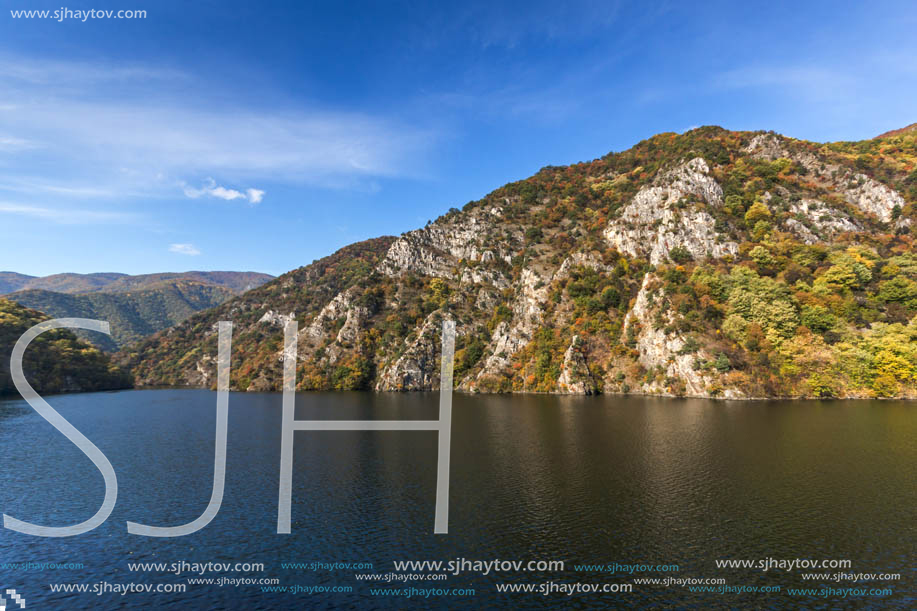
[8,282,237,351]
[876,123,917,139]
[0,298,132,396]
[0,272,39,294]
[1,271,274,350]
[120,127,917,399]
[0,271,273,295]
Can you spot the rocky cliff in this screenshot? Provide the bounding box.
[121,126,917,399]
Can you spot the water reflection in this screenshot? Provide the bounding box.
[0,391,913,609]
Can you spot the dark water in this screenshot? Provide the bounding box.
[0,390,914,609]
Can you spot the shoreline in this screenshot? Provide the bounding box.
[6,384,909,402]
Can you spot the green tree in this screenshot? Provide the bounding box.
[713,352,731,372]
[801,305,835,333]
[877,277,917,309]
[669,245,693,264]
[722,314,748,342]
[744,201,771,226]
[749,245,777,268]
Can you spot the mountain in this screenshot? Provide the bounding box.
[8,282,237,351]
[121,126,917,399]
[1,272,274,351]
[0,272,38,294]
[0,298,132,396]
[0,271,273,295]
[118,238,395,391]
[876,123,917,139]
[96,271,274,294]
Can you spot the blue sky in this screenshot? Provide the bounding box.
[1,0,916,276]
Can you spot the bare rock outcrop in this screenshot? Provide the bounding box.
[302,288,357,341]
[463,253,612,389]
[555,252,612,277]
[376,312,454,391]
[557,335,597,394]
[784,198,860,243]
[746,133,905,222]
[844,173,905,223]
[603,157,738,264]
[464,267,550,388]
[377,207,513,283]
[461,266,510,289]
[623,273,737,397]
[258,309,295,327]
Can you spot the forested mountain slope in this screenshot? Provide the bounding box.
[121,127,917,399]
[0,298,132,396]
[8,282,236,351]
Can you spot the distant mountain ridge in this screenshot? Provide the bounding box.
[1,271,274,350]
[9,282,237,351]
[0,271,273,295]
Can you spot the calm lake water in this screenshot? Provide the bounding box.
[0,390,914,609]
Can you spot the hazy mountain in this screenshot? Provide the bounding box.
[8,282,237,351]
[2,271,273,350]
[0,298,132,396]
[0,272,39,294]
[120,126,917,399]
[0,271,273,295]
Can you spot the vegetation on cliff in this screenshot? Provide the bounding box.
[120,127,916,398]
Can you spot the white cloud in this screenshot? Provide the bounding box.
[183,178,265,204]
[169,243,201,256]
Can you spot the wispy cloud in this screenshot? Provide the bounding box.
[711,65,858,101]
[0,58,187,86]
[168,243,201,256]
[0,202,138,224]
[183,178,265,204]
[0,136,38,151]
[0,54,437,202]
[0,177,126,198]
[409,0,625,50]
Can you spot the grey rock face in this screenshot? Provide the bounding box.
[622,273,741,398]
[844,173,905,223]
[467,267,549,387]
[462,252,612,392]
[603,158,738,264]
[258,309,295,327]
[377,207,512,285]
[557,335,597,394]
[745,134,905,222]
[302,288,356,341]
[784,198,861,243]
[556,252,612,276]
[376,312,453,391]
